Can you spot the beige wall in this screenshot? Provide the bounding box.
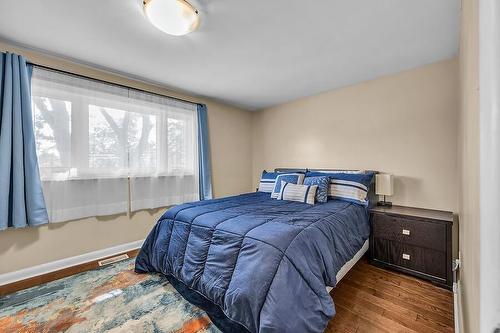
[458,0,480,332]
[0,42,253,274]
[252,59,459,212]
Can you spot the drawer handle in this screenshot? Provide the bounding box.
[402,253,411,260]
[402,229,410,236]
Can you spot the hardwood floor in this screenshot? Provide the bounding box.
[326,258,454,333]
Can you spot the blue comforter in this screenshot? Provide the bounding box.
[135,192,370,333]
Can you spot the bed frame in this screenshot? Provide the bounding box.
[274,168,377,289]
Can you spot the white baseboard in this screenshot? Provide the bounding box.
[0,239,144,286]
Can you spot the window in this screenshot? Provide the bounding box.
[31,67,199,222]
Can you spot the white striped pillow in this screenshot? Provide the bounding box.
[306,171,374,206]
[329,179,369,204]
[313,169,365,174]
[258,171,279,193]
[277,181,317,205]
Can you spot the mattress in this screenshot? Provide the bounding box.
[327,239,369,293]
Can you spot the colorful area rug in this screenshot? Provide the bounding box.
[0,259,221,333]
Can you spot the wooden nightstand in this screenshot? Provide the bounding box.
[369,205,454,289]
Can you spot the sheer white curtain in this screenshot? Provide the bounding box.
[127,90,199,211]
[31,67,199,223]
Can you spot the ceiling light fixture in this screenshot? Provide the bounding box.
[143,0,200,36]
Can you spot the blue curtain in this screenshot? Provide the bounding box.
[0,52,48,230]
[197,104,213,200]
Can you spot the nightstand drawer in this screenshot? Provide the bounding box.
[373,238,447,279]
[372,213,446,251]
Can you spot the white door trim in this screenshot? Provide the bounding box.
[479,0,500,331]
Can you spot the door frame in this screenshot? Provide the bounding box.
[479,0,500,331]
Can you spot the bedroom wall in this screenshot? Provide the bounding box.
[457,0,480,331]
[252,58,459,212]
[0,42,254,274]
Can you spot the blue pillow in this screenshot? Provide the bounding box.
[258,170,279,193]
[306,171,375,206]
[271,173,305,198]
[303,176,329,203]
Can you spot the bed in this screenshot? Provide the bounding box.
[135,169,375,333]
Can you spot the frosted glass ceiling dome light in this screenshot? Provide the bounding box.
[143,0,200,36]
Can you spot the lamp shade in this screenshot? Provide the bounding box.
[375,174,394,196]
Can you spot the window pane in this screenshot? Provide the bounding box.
[88,105,128,170]
[128,113,157,171]
[168,118,188,173]
[32,96,71,179]
[88,105,157,173]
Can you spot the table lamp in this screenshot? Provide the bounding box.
[376,173,394,207]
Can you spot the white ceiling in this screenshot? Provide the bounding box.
[0,0,460,111]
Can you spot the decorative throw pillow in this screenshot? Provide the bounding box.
[258,170,279,193]
[277,181,318,205]
[310,169,365,174]
[303,176,329,203]
[306,171,375,206]
[271,173,305,198]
